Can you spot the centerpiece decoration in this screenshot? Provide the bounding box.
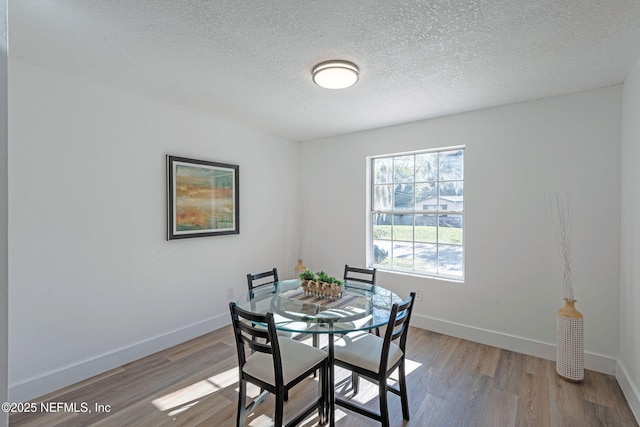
[299,269,344,300]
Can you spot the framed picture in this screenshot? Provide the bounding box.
[167,155,239,240]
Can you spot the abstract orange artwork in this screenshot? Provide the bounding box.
[167,156,239,239]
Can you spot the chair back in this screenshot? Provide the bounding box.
[343,264,377,286]
[229,302,284,385]
[247,268,279,291]
[380,292,416,372]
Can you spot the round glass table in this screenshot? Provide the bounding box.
[236,279,402,426]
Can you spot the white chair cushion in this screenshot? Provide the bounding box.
[243,337,327,386]
[254,314,309,339]
[334,331,404,374]
[332,314,374,333]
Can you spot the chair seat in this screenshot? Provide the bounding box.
[255,314,310,339]
[243,337,327,386]
[274,314,313,338]
[333,314,374,332]
[334,331,404,373]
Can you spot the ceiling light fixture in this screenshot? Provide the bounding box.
[312,60,359,89]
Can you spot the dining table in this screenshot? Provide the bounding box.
[236,278,402,427]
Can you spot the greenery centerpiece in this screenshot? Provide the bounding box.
[299,269,315,293]
[298,269,343,299]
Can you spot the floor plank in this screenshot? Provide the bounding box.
[515,372,550,427]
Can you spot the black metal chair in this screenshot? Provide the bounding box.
[246,268,280,291]
[229,302,328,427]
[333,292,416,427]
[343,264,377,286]
[343,265,380,335]
[247,268,319,348]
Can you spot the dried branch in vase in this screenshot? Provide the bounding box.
[547,193,575,302]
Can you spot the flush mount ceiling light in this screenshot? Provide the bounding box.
[312,60,359,89]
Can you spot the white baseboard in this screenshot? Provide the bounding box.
[411,313,618,375]
[8,313,230,403]
[616,361,640,424]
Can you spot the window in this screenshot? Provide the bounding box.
[369,147,464,280]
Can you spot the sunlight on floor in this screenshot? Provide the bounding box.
[167,400,199,416]
[248,414,274,427]
[246,408,348,426]
[335,358,422,405]
[151,352,422,421]
[152,366,239,412]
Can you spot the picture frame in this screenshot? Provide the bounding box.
[166,155,239,240]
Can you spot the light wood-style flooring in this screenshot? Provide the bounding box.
[10,326,639,426]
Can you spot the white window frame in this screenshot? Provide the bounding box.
[367,146,465,281]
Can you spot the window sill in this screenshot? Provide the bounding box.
[373,267,465,283]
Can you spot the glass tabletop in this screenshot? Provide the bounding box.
[236,279,402,334]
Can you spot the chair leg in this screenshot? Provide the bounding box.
[318,362,327,424]
[275,388,285,427]
[351,371,359,394]
[236,379,247,427]
[399,361,410,420]
[261,386,287,401]
[311,334,320,380]
[379,379,390,427]
[324,362,331,424]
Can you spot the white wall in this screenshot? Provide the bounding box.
[620,56,640,420]
[0,1,8,424]
[8,61,300,401]
[301,86,622,372]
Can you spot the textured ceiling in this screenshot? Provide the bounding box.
[9,1,640,141]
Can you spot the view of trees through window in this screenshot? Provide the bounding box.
[370,148,464,279]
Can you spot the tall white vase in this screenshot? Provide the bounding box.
[556,299,584,382]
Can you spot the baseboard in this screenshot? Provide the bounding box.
[8,313,230,403]
[411,313,617,375]
[616,360,640,424]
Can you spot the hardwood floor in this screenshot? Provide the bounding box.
[10,326,639,426]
